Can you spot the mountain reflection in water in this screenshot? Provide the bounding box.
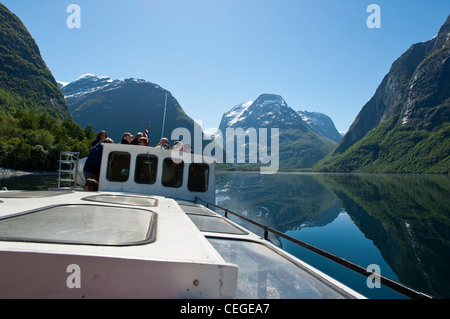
[215,171,450,299]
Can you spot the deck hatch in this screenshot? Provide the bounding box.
[0,190,73,198]
[83,194,158,207]
[187,214,247,235]
[0,204,156,246]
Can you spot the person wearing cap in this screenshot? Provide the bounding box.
[138,137,149,146]
[131,132,143,145]
[120,132,134,144]
[156,137,171,150]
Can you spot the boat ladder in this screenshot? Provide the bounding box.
[57,151,80,188]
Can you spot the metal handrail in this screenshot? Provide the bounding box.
[195,197,434,300]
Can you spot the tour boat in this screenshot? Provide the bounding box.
[0,143,428,299]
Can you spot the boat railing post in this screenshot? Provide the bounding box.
[263,227,269,240]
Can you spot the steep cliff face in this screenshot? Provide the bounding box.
[0,3,69,119]
[318,15,449,173]
[400,18,450,128]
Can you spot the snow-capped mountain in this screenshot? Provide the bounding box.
[60,74,200,146]
[218,94,337,169]
[62,74,114,101]
[218,94,310,132]
[219,94,341,142]
[297,110,342,143]
[223,100,254,126]
[61,74,152,113]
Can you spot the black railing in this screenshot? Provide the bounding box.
[196,197,434,300]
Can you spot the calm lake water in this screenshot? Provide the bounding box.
[1,170,449,299]
[215,171,450,299]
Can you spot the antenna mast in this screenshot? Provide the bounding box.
[161,93,167,139]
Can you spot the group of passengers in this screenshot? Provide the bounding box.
[83,129,192,191]
[92,130,192,152]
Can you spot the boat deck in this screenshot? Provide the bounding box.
[0,189,365,299]
[0,189,237,298]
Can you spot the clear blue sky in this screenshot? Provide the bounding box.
[2,0,449,133]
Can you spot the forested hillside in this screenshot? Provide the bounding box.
[0,3,70,119]
[0,110,93,171]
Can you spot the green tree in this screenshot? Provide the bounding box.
[0,110,92,171]
[62,119,85,141]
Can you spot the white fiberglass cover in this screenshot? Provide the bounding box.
[0,204,156,245]
[83,194,158,207]
[0,190,73,198]
[208,238,356,299]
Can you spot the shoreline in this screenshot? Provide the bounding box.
[0,167,56,179]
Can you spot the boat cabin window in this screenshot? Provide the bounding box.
[162,158,184,188]
[135,154,158,184]
[0,204,156,246]
[188,163,209,192]
[107,152,131,182]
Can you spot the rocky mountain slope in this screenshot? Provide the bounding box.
[0,3,69,119]
[318,15,450,173]
[61,74,201,147]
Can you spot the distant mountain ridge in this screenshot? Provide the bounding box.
[318,15,450,173]
[61,74,201,147]
[297,110,342,143]
[219,94,311,132]
[0,3,69,119]
[218,94,337,169]
[219,95,341,143]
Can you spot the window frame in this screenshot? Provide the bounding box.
[187,163,210,193]
[134,154,158,185]
[106,151,131,182]
[162,158,184,188]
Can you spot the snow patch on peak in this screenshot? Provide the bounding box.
[226,100,253,125]
[57,81,69,88]
[62,74,116,99]
[75,74,113,82]
[253,94,288,112]
[77,73,95,79]
[127,78,147,84]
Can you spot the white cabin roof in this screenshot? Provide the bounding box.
[0,189,237,298]
[0,190,222,262]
